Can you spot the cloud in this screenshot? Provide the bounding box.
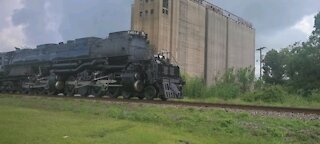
[56,0,132,40]
[254,13,317,76]
[0,18,26,51]
[256,13,317,51]
[11,0,63,46]
[254,27,305,76]
[0,0,26,52]
[292,13,316,36]
[8,0,132,48]
[1,0,133,52]
[210,0,320,35]
[0,0,23,28]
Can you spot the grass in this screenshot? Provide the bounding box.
[182,74,320,109]
[0,106,205,144]
[0,95,319,144]
[183,78,320,108]
[181,96,320,109]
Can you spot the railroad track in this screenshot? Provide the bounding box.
[1,94,320,115]
[101,98,320,115]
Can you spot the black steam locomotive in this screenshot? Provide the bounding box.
[0,31,184,100]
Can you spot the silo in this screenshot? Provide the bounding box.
[131,0,255,85]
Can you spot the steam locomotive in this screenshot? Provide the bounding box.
[0,31,184,100]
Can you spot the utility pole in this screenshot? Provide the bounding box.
[257,47,266,79]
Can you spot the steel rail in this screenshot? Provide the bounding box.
[1,94,320,115]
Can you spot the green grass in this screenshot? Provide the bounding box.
[181,96,320,109]
[183,83,320,109]
[182,75,320,109]
[0,106,207,144]
[0,95,319,144]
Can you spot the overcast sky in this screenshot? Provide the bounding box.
[211,0,319,75]
[0,0,319,74]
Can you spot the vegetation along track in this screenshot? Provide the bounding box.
[1,93,320,115]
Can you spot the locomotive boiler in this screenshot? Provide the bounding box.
[0,31,184,100]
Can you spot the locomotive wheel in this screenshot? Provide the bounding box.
[89,87,103,97]
[122,90,133,99]
[28,89,35,95]
[20,89,28,94]
[35,89,44,95]
[108,87,120,98]
[65,76,76,97]
[8,89,14,94]
[48,89,58,96]
[144,86,157,100]
[64,85,75,97]
[33,89,40,95]
[77,87,89,97]
[160,96,168,101]
[39,88,47,95]
[138,95,145,100]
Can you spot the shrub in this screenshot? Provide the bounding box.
[242,85,286,103]
[183,76,206,98]
[204,83,240,100]
[182,67,254,99]
[254,79,264,90]
[236,67,255,93]
[310,89,320,102]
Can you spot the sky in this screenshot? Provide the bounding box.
[0,0,319,75]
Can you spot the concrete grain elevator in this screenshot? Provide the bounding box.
[131,0,255,85]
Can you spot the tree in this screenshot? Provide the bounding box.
[285,12,320,94]
[262,12,320,95]
[262,49,286,84]
[285,42,320,95]
[309,12,320,47]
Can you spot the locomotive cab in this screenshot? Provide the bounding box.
[90,30,152,64]
[127,31,152,61]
